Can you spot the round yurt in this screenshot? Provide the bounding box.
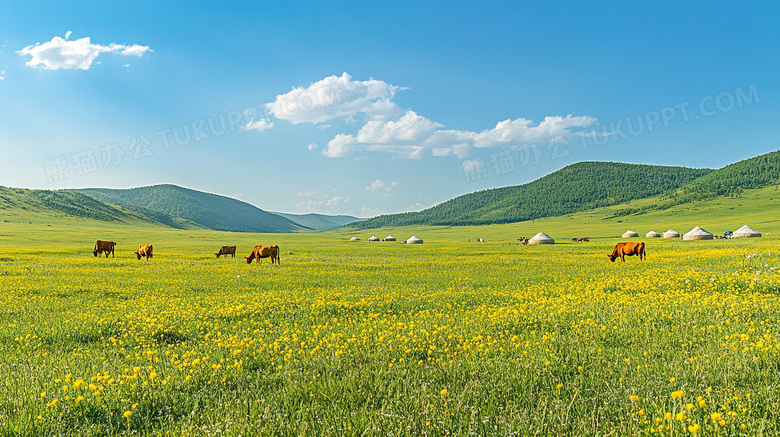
[528,232,555,245]
[732,224,762,238]
[350,236,360,241]
[368,235,381,242]
[663,229,680,239]
[683,226,714,241]
[405,235,423,244]
[382,235,397,241]
[622,230,639,238]
[646,230,661,238]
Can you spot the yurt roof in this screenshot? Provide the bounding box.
[368,235,380,241]
[350,236,360,241]
[622,230,639,238]
[663,229,680,238]
[383,235,396,240]
[646,231,661,238]
[732,224,761,237]
[406,235,423,244]
[683,226,714,240]
[528,232,555,244]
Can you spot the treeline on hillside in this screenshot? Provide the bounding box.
[77,185,305,233]
[609,150,780,217]
[31,190,131,222]
[354,162,712,228]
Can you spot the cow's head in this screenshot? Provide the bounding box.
[135,251,141,260]
[245,256,254,264]
[93,250,98,257]
[608,254,617,262]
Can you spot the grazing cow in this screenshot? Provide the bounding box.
[608,241,645,262]
[134,244,153,261]
[215,245,237,258]
[93,240,116,258]
[517,237,529,246]
[245,245,280,265]
[576,237,590,242]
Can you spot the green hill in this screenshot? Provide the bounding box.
[273,212,365,231]
[607,150,780,218]
[76,185,308,233]
[0,186,197,228]
[352,161,712,228]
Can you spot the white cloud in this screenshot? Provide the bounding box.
[266,72,403,124]
[404,202,428,212]
[473,115,597,149]
[18,33,152,70]
[0,70,4,81]
[360,205,385,217]
[260,73,597,160]
[366,179,385,191]
[307,142,318,151]
[366,179,398,197]
[356,111,442,144]
[65,31,72,39]
[322,133,359,158]
[322,112,595,160]
[327,196,348,208]
[296,195,349,214]
[461,158,486,172]
[243,118,273,132]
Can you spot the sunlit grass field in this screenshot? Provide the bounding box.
[1,221,780,436]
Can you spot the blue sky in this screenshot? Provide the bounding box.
[1,2,778,217]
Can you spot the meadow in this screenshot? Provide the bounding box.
[1,220,780,436]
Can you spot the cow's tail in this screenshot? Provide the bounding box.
[642,243,647,260]
[276,245,281,265]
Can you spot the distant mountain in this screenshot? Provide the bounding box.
[272,212,365,231]
[76,185,308,233]
[351,161,713,229]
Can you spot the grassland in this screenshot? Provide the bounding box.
[2,200,780,436]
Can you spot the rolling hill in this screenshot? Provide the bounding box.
[4,150,779,234]
[76,185,308,233]
[273,212,365,231]
[0,186,201,229]
[351,161,713,229]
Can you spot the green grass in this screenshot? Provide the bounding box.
[2,213,780,435]
[1,184,780,435]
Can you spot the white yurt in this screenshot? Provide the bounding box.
[646,230,661,238]
[732,224,762,238]
[350,236,360,241]
[405,235,423,244]
[528,232,555,245]
[663,229,680,239]
[382,235,397,241]
[683,226,714,241]
[622,230,639,238]
[368,235,381,241]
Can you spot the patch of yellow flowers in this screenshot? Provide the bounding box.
[1,238,779,433]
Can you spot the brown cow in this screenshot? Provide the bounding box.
[93,240,116,258]
[134,244,153,261]
[608,241,645,262]
[245,245,280,264]
[215,245,237,258]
